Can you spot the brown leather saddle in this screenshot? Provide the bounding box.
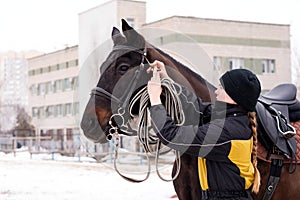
[256,83,300,159]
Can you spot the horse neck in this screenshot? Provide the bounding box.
[147,46,216,102]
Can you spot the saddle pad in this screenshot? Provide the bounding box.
[291,121,300,162]
[258,120,300,163]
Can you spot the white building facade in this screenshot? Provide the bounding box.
[0,51,40,109]
[28,46,79,151]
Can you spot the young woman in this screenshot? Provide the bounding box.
[147,60,261,199]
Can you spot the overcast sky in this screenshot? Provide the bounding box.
[0,0,299,53]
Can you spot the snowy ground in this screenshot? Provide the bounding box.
[0,151,178,200]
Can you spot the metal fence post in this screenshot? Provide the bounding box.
[51,137,55,160]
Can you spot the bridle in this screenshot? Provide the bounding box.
[90,45,148,138]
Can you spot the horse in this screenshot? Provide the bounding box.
[81,19,300,200]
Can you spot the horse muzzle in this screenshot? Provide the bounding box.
[80,115,108,143]
[80,97,109,143]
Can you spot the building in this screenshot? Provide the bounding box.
[79,1,292,104]
[78,0,146,120]
[0,51,40,109]
[28,0,294,153]
[142,16,291,92]
[28,46,79,151]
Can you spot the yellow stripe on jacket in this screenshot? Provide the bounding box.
[228,138,255,189]
[198,158,208,190]
[197,137,254,190]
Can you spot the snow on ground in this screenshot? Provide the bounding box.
[0,151,178,200]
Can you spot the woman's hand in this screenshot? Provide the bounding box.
[147,60,169,79]
[147,65,162,106]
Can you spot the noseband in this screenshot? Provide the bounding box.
[90,45,148,137]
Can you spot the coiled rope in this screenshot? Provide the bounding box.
[127,78,186,181]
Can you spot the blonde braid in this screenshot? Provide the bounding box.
[248,111,261,193]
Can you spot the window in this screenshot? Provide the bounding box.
[64,77,73,91]
[31,84,38,95]
[39,107,45,118]
[35,69,41,75]
[50,64,57,71]
[55,80,63,92]
[46,106,55,117]
[65,103,72,116]
[262,59,275,74]
[213,57,221,71]
[73,102,79,115]
[42,67,49,73]
[229,58,244,70]
[72,77,79,89]
[66,129,73,140]
[39,83,46,95]
[29,70,35,76]
[47,81,55,94]
[68,60,78,68]
[59,62,67,70]
[32,107,39,118]
[56,104,63,116]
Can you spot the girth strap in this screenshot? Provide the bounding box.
[262,158,283,200]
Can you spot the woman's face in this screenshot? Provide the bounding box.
[215,84,237,104]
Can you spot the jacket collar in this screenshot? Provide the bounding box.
[212,101,248,118]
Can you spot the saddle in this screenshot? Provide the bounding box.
[256,83,300,160]
[255,83,300,200]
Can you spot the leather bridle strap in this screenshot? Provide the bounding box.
[90,45,147,109]
[91,87,121,105]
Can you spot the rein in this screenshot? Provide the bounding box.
[90,45,183,183]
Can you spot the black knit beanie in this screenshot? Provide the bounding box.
[219,69,261,111]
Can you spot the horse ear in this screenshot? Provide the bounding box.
[112,27,126,45]
[121,19,145,48]
[121,19,133,31]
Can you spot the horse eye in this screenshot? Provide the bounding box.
[118,65,130,73]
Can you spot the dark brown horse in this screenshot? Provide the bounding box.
[81,19,300,199]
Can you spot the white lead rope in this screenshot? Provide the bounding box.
[110,76,186,182]
[128,78,186,181]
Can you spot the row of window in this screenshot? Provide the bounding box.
[213,57,275,74]
[29,59,78,76]
[31,76,78,96]
[32,102,79,118]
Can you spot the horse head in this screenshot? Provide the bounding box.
[81,19,154,143]
[81,19,216,144]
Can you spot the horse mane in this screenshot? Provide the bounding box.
[151,45,216,102]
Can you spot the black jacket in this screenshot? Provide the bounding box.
[149,86,255,194]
